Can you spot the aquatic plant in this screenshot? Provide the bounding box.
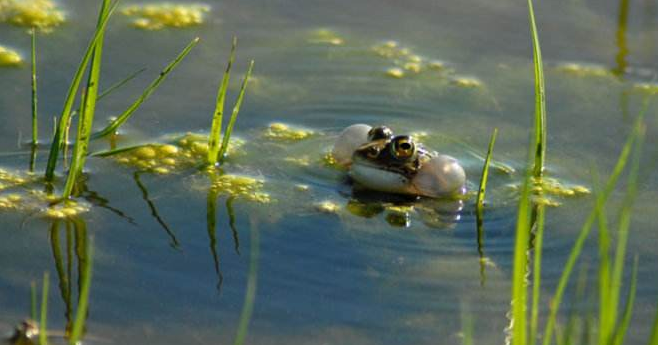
[207,37,254,166]
[121,3,210,30]
[0,0,65,31]
[476,128,497,211]
[0,44,22,66]
[30,28,38,145]
[527,0,546,180]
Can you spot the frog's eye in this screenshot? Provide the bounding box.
[390,135,416,160]
[367,126,393,141]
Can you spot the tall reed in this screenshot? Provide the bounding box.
[527,0,546,179]
[207,38,254,166]
[30,27,38,145]
[62,0,111,198]
[39,272,49,345]
[44,0,117,182]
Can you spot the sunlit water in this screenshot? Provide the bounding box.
[1,0,657,344]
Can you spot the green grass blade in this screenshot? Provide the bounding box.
[512,171,531,345]
[98,67,146,101]
[69,238,94,345]
[91,37,200,140]
[609,123,644,329]
[542,111,646,345]
[62,0,111,198]
[31,27,38,144]
[44,0,118,181]
[477,128,498,209]
[528,0,546,179]
[30,281,37,320]
[233,221,260,345]
[594,172,612,345]
[39,272,49,345]
[612,256,638,345]
[529,204,545,345]
[208,37,237,166]
[218,60,254,164]
[650,298,658,345]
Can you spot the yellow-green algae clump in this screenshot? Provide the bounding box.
[121,3,210,30]
[211,174,271,203]
[110,133,244,174]
[263,123,314,141]
[0,0,65,31]
[0,45,22,66]
[307,28,345,46]
[0,168,89,219]
[555,62,614,78]
[508,176,591,207]
[373,40,452,79]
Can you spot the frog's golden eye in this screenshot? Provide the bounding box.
[368,126,393,141]
[390,135,416,160]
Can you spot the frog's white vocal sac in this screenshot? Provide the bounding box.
[331,124,466,198]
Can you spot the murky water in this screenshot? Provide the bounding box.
[1,0,657,344]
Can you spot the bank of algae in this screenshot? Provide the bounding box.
[0,0,65,31]
[121,3,210,30]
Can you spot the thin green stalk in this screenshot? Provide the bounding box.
[511,170,531,345]
[91,38,200,139]
[44,0,118,181]
[31,27,38,144]
[233,221,260,345]
[218,60,254,164]
[461,310,474,345]
[39,272,49,345]
[528,0,546,179]
[650,298,658,345]
[477,128,498,209]
[612,256,638,345]
[208,37,237,166]
[62,0,111,198]
[594,170,612,345]
[69,238,94,345]
[542,112,646,345]
[609,123,644,329]
[30,281,37,320]
[98,67,146,101]
[529,204,545,345]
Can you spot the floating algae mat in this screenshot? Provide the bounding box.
[0,45,21,66]
[121,3,210,30]
[307,28,345,46]
[103,132,244,175]
[262,123,315,141]
[0,0,65,31]
[0,168,90,218]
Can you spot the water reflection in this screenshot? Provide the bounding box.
[48,217,89,336]
[132,171,180,249]
[345,188,464,229]
[206,172,242,292]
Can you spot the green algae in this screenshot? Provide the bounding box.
[210,174,271,203]
[121,3,210,30]
[0,0,65,31]
[307,28,345,46]
[263,123,314,141]
[555,62,615,78]
[103,133,245,174]
[0,45,22,66]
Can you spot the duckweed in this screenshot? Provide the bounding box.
[315,200,340,213]
[110,133,244,174]
[0,0,65,31]
[0,45,21,66]
[263,123,314,141]
[121,3,210,30]
[385,67,405,78]
[211,174,271,203]
[307,28,344,45]
[555,62,613,78]
[451,76,483,88]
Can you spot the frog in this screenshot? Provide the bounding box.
[331,124,466,198]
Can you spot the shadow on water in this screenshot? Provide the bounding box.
[48,217,90,336]
[132,171,180,250]
[206,171,242,292]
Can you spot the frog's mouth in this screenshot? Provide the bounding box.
[349,156,415,195]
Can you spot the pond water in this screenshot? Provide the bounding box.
[1,0,657,344]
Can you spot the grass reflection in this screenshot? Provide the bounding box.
[133,171,179,249]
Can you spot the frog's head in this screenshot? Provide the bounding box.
[333,124,466,198]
